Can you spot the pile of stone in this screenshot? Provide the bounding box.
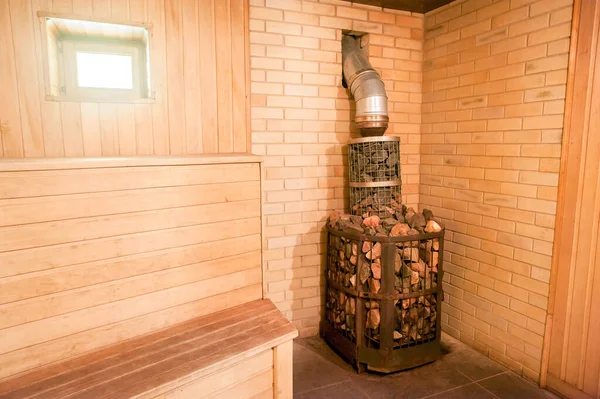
[348,140,400,183]
[348,138,402,219]
[328,206,441,237]
[325,289,356,340]
[350,188,403,219]
[326,207,442,346]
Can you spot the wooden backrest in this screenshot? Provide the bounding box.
[0,156,263,381]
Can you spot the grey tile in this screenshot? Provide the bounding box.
[294,356,351,395]
[350,361,473,398]
[295,336,355,372]
[440,333,469,355]
[296,381,369,399]
[293,337,556,399]
[407,365,474,396]
[443,348,506,381]
[352,373,433,399]
[294,343,323,365]
[478,372,559,399]
[426,383,498,399]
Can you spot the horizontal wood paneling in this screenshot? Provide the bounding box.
[207,368,274,399]
[0,159,262,381]
[0,180,260,226]
[0,163,259,198]
[152,350,273,399]
[0,0,249,157]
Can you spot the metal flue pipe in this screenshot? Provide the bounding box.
[342,34,389,137]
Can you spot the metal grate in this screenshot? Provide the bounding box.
[348,138,401,183]
[326,235,358,343]
[394,294,437,348]
[393,237,440,347]
[348,136,402,218]
[322,227,445,373]
[364,298,382,349]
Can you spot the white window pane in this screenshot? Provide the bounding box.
[76,52,133,89]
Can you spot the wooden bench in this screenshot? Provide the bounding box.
[0,299,296,398]
[0,156,297,398]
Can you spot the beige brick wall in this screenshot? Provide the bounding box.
[421,0,572,382]
[250,0,573,382]
[249,0,423,337]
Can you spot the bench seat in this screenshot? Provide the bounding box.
[0,299,297,399]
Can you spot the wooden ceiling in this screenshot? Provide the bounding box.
[342,0,456,14]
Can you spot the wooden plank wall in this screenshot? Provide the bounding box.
[0,0,249,158]
[542,0,600,397]
[0,160,263,382]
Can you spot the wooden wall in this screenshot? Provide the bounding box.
[0,0,249,158]
[155,350,275,398]
[0,157,262,381]
[542,0,600,397]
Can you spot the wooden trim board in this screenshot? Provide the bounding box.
[0,154,263,171]
[541,0,600,396]
[273,340,293,399]
[37,10,152,29]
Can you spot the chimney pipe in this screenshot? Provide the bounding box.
[342,34,389,137]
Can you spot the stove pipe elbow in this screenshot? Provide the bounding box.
[342,34,389,137]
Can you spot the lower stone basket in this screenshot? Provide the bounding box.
[322,225,445,373]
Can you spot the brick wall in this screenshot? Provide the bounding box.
[421,0,572,381]
[249,0,423,337]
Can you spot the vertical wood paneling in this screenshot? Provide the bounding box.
[81,102,102,155]
[182,0,202,154]
[215,0,233,153]
[41,104,65,156]
[147,0,169,155]
[544,0,600,397]
[72,0,93,16]
[584,230,600,394]
[0,0,24,157]
[134,104,153,154]
[99,103,119,155]
[52,0,72,13]
[110,0,136,156]
[128,0,145,21]
[92,0,110,18]
[9,0,45,157]
[198,0,218,153]
[0,121,4,157]
[110,0,128,19]
[117,104,136,155]
[61,102,84,156]
[33,0,65,158]
[164,0,185,154]
[0,0,249,158]
[231,0,247,153]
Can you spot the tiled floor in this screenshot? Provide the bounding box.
[293,334,558,398]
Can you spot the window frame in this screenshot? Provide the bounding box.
[38,11,154,104]
[61,39,145,102]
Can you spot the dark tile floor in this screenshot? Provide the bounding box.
[293,333,558,399]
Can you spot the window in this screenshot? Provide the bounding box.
[76,53,133,89]
[41,15,152,103]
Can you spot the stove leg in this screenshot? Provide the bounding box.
[356,360,367,374]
